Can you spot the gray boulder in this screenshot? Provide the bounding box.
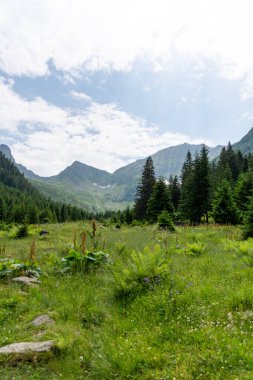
[0,341,54,354]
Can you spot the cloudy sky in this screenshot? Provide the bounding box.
[1,0,253,176]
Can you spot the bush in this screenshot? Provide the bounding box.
[61,249,111,274]
[111,245,170,299]
[15,224,28,239]
[0,258,41,279]
[158,211,175,231]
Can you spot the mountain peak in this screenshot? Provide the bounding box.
[0,144,15,163]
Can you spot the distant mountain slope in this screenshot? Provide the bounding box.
[233,127,253,154]
[51,161,111,187]
[0,142,223,210]
[2,126,253,211]
[0,152,69,223]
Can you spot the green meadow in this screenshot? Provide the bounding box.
[1,222,253,379]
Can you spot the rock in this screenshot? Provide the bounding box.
[39,230,49,236]
[31,314,54,327]
[12,276,40,286]
[0,341,54,354]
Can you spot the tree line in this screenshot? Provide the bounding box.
[131,143,253,235]
[0,152,92,224]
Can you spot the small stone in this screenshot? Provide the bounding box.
[0,341,54,354]
[39,230,49,236]
[12,276,40,286]
[31,314,54,327]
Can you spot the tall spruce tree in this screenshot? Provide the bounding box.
[243,195,253,239]
[234,172,253,216]
[212,179,239,225]
[147,177,174,222]
[168,175,181,211]
[179,151,194,221]
[134,156,156,220]
[191,145,210,223]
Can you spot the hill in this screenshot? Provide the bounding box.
[1,126,253,211]
[0,151,87,223]
[233,127,253,154]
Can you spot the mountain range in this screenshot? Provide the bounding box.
[1,127,253,211]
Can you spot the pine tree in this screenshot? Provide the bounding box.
[212,179,239,224]
[191,145,210,223]
[134,156,156,220]
[0,195,6,221]
[234,172,253,215]
[243,195,253,239]
[179,151,194,221]
[168,175,181,211]
[123,206,133,225]
[147,177,174,222]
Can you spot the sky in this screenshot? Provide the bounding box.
[1,0,253,176]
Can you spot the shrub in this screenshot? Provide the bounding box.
[158,211,175,232]
[111,245,170,299]
[185,242,205,256]
[0,258,41,279]
[15,224,29,239]
[61,249,111,274]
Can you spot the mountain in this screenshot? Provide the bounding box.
[0,144,15,163]
[0,142,222,211]
[233,127,253,154]
[0,151,87,223]
[1,127,253,211]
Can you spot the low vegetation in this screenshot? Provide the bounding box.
[0,222,253,379]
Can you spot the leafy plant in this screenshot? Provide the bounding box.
[185,242,205,256]
[61,249,110,274]
[111,245,170,298]
[0,258,41,279]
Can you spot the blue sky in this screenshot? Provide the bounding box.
[1,0,253,176]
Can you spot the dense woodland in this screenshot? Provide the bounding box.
[0,152,91,224]
[133,143,253,236]
[2,143,253,235]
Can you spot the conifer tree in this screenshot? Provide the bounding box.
[134,156,156,220]
[212,179,239,224]
[234,172,253,215]
[179,151,194,220]
[191,145,210,223]
[243,194,253,239]
[147,177,174,222]
[168,175,181,211]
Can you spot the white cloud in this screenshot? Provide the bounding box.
[0,78,213,176]
[70,91,92,103]
[1,0,253,88]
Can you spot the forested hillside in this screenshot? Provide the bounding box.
[133,142,253,232]
[0,153,88,223]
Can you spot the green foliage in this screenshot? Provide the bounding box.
[212,179,239,224]
[1,223,253,378]
[0,152,87,224]
[0,258,41,279]
[15,224,29,239]
[185,242,205,256]
[157,210,175,231]
[242,195,253,239]
[178,146,211,223]
[234,172,253,217]
[134,156,156,220]
[61,249,110,274]
[111,245,169,298]
[147,177,174,222]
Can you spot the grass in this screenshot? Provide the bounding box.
[0,223,253,378]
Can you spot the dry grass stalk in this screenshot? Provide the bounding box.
[29,239,36,263]
[81,232,87,255]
